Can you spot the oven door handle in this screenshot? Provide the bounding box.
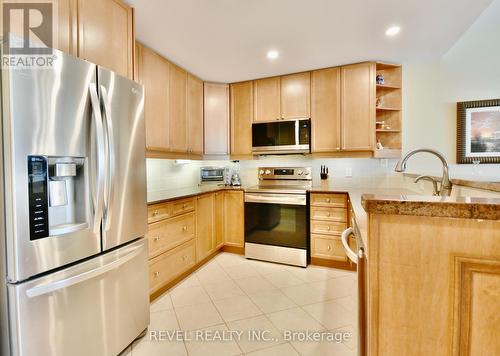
[244,193,306,206]
[341,227,358,264]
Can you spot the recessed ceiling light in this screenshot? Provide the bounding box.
[267,50,279,60]
[385,26,401,37]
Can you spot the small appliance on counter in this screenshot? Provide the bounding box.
[231,173,242,186]
[199,166,229,185]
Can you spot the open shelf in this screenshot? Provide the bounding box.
[376,129,401,133]
[374,149,402,158]
[376,84,401,90]
[376,62,402,71]
[376,107,401,112]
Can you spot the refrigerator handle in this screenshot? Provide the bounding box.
[26,244,144,298]
[100,85,116,231]
[89,83,106,235]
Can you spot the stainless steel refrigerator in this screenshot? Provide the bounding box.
[0,50,149,356]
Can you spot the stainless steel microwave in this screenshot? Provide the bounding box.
[252,119,311,154]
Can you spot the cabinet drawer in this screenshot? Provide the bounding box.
[147,212,195,258]
[310,206,347,222]
[149,239,196,293]
[311,220,347,235]
[311,193,347,207]
[311,234,347,261]
[171,198,195,216]
[148,202,172,223]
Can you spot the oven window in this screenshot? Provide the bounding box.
[244,202,307,249]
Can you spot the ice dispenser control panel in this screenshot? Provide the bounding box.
[28,156,49,240]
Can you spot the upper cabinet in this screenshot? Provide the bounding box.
[169,64,188,153]
[311,68,341,153]
[281,72,311,119]
[253,77,281,122]
[187,74,204,155]
[54,0,134,79]
[230,81,253,157]
[77,0,134,79]
[341,62,375,151]
[136,43,170,152]
[204,83,230,156]
[136,43,204,158]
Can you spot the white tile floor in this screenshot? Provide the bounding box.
[121,253,358,356]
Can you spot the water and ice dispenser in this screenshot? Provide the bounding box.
[28,155,88,240]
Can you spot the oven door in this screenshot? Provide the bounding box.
[252,119,310,154]
[244,193,308,249]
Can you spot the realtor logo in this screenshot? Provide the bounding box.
[2,1,56,68]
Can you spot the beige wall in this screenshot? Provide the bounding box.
[402,0,500,178]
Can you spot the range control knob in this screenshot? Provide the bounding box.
[265,170,271,175]
[297,170,303,175]
[259,170,264,175]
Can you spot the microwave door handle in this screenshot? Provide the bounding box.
[26,244,143,298]
[100,85,115,231]
[341,227,358,263]
[295,120,299,146]
[88,83,105,235]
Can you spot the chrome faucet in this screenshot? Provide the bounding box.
[395,148,453,196]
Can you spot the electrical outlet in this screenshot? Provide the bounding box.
[345,167,352,178]
[380,159,388,168]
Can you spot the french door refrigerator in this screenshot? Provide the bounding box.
[0,49,149,356]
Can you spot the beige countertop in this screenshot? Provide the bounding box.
[147,185,244,204]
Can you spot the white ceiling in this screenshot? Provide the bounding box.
[126,0,493,83]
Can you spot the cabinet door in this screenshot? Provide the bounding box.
[253,77,280,122]
[204,83,229,155]
[281,72,311,119]
[137,43,170,151]
[341,63,375,151]
[230,81,253,156]
[196,194,215,262]
[78,0,134,78]
[187,74,204,155]
[214,191,225,249]
[55,0,77,56]
[169,64,188,153]
[311,68,341,152]
[224,191,244,248]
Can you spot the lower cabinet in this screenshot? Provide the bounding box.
[310,192,353,269]
[224,190,245,248]
[147,190,244,297]
[196,193,216,262]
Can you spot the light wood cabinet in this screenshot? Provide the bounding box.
[281,72,311,119]
[169,64,188,153]
[341,62,375,151]
[224,190,244,247]
[204,83,230,155]
[55,0,77,56]
[311,68,341,152]
[196,194,215,262]
[77,0,134,79]
[147,212,195,258]
[253,77,281,122]
[214,191,225,249]
[137,43,170,151]
[230,81,254,156]
[187,74,204,155]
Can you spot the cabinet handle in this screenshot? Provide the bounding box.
[182,255,188,261]
[182,226,187,231]
[327,212,331,217]
[153,271,160,278]
[326,199,331,203]
[153,236,160,242]
[327,226,331,231]
[182,204,186,209]
[152,210,159,216]
[327,245,331,251]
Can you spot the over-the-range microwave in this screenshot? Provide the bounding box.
[252,118,311,155]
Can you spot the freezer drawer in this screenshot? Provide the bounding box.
[8,238,149,356]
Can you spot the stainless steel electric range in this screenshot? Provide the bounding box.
[244,167,312,267]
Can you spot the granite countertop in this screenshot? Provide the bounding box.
[362,194,500,221]
[147,185,244,204]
